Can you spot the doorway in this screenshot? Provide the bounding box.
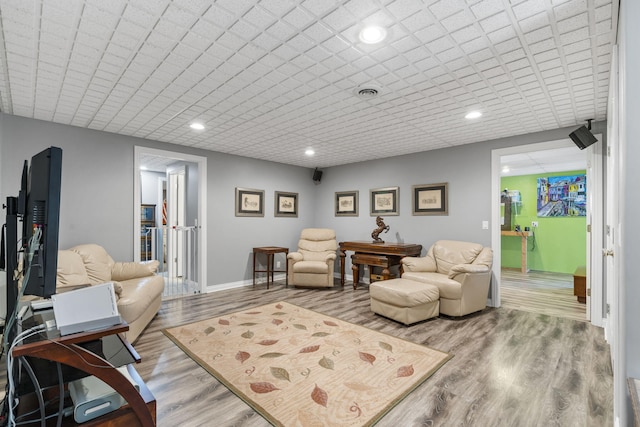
[134,146,208,296]
[490,138,604,327]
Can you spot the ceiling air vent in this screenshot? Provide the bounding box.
[355,85,381,99]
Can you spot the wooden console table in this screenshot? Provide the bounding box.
[253,246,288,289]
[12,322,156,426]
[501,230,532,273]
[339,241,422,289]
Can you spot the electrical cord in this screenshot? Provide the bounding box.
[2,228,42,358]
[529,229,537,251]
[6,325,46,427]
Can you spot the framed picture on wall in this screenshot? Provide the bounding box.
[235,187,264,217]
[275,191,298,217]
[335,191,358,216]
[412,183,448,215]
[370,187,399,216]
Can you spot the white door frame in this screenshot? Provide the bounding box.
[133,146,208,293]
[490,138,603,327]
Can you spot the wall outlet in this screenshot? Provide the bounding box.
[482,220,489,229]
[276,261,281,268]
[532,221,539,227]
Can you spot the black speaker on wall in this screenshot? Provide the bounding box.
[569,125,597,150]
[312,168,323,182]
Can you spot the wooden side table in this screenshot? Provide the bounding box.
[253,246,288,289]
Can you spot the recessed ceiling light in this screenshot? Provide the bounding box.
[190,122,205,130]
[359,26,387,44]
[465,111,482,119]
[305,149,315,156]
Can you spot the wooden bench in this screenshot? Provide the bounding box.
[573,266,586,303]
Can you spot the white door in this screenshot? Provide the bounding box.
[604,43,627,426]
[167,165,186,279]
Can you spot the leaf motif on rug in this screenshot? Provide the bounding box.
[358,351,376,365]
[250,382,280,393]
[299,345,320,353]
[270,367,291,382]
[397,365,415,377]
[319,356,334,370]
[379,341,393,352]
[311,384,329,407]
[235,351,250,364]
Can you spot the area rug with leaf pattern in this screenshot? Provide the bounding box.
[162,301,452,426]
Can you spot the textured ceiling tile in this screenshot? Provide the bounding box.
[469,0,505,20]
[450,25,483,45]
[386,0,423,21]
[428,0,466,21]
[0,0,616,167]
[479,11,511,33]
[414,23,446,44]
[512,0,547,20]
[441,9,476,33]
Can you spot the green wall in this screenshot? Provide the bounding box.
[500,170,586,274]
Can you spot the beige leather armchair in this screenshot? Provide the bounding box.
[287,228,338,288]
[401,240,493,316]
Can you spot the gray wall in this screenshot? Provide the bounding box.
[0,113,604,287]
[318,125,603,278]
[0,113,317,285]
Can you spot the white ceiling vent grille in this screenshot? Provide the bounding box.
[355,85,381,99]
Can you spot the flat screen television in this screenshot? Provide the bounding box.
[21,146,63,298]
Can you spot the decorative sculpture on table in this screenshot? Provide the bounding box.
[371,216,390,243]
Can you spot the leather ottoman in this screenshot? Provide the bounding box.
[370,278,440,325]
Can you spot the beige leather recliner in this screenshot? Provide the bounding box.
[287,228,338,288]
[401,240,493,317]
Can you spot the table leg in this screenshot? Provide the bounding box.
[271,254,276,289]
[352,263,360,290]
[521,236,528,273]
[340,250,346,286]
[285,252,289,287]
[253,251,257,287]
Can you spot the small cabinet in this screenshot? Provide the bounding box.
[140,204,156,261]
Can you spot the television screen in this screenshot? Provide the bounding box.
[22,146,63,298]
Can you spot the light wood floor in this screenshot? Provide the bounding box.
[500,269,587,322]
[129,278,611,427]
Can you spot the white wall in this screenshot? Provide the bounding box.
[621,0,640,424]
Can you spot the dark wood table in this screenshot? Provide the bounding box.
[339,241,423,289]
[253,246,289,289]
[12,322,156,426]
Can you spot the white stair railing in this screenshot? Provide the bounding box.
[144,226,199,299]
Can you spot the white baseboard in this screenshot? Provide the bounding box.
[205,273,287,293]
[204,272,359,292]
